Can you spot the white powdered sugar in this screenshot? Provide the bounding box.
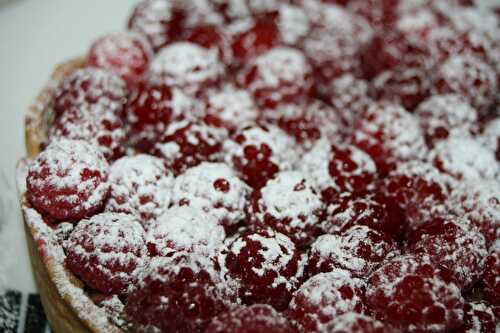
[483,117,500,156]
[181,0,224,27]
[325,312,386,333]
[327,74,371,126]
[299,139,332,192]
[277,4,310,45]
[105,154,174,228]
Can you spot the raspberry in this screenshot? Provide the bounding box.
[246,0,280,18]
[352,102,427,176]
[224,124,298,189]
[431,54,497,116]
[276,4,310,46]
[247,171,325,248]
[366,254,464,332]
[146,205,225,257]
[299,140,377,197]
[415,94,478,147]
[323,313,394,333]
[396,7,438,46]
[483,117,500,160]
[64,212,148,295]
[320,192,407,241]
[431,136,498,181]
[483,249,499,306]
[128,0,186,51]
[125,254,229,333]
[171,162,250,233]
[53,67,127,118]
[236,47,313,109]
[208,0,250,23]
[219,229,305,311]
[88,32,153,86]
[276,100,344,149]
[229,18,280,64]
[456,302,497,333]
[185,24,233,65]
[105,154,174,228]
[155,119,228,175]
[149,42,224,97]
[307,225,399,278]
[407,217,487,290]
[202,84,259,132]
[348,0,400,31]
[206,304,297,333]
[288,270,366,332]
[26,139,109,223]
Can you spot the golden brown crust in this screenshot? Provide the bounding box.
[21,58,124,333]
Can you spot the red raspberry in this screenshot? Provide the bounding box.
[276,4,311,46]
[247,171,324,248]
[26,139,109,223]
[185,25,233,65]
[431,136,498,181]
[53,67,127,118]
[483,248,499,306]
[323,313,395,333]
[431,54,497,116]
[128,0,186,52]
[320,192,407,241]
[229,18,280,64]
[64,212,148,295]
[288,270,366,332]
[146,205,225,257]
[300,140,377,197]
[276,100,344,149]
[149,42,224,97]
[407,217,487,290]
[171,162,250,233]
[105,155,174,228]
[415,94,478,147]
[348,0,400,31]
[125,254,229,333]
[236,47,313,109]
[88,32,153,87]
[155,119,228,175]
[224,124,298,189]
[307,225,400,279]
[484,117,500,160]
[206,304,297,333]
[456,302,497,333]
[352,102,427,176]
[219,229,305,311]
[366,254,464,332]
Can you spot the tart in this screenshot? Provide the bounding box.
[18,1,499,333]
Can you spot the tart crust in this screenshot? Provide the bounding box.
[19,58,123,333]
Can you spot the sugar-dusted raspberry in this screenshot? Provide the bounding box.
[27,139,109,223]
[348,0,400,31]
[366,254,464,332]
[323,313,394,333]
[125,81,196,152]
[206,304,297,333]
[378,161,450,229]
[407,217,487,290]
[246,0,280,18]
[325,75,372,127]
[155,118,228,175]
[288,270,366,332]
[88,32,153,86]
[431,136,498,181]
[64,212,148,295]
[125,254,229,333]
[147,205,225,257]
[276,3,310,46]
[208,0,250,23]
[53,67,128,117]
[446,180,499,248]
[396,7,438,46]
[236,47,313,109]
[229,18,280,64]
[179,0,224,29]
[247,171,324,248]
[431,54,497,116]
[149,42,224,97]
[219,229,305,310]
[128,0,186,52]
[352,102,427,175]
[276,100,344,148]
[299,140,377,198]
[224,124,298,189]
[321,192,406,241]
[456,302,497,333]
[105,154,174,228]
[483,248,499,306]
[202,84,259,132]
[307,225,399,279]
[415,94,478,147]
[185,24,233,65]
[172,162,250,233]
[483,117,500,160]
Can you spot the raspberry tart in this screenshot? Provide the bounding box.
[18,1,499,333]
